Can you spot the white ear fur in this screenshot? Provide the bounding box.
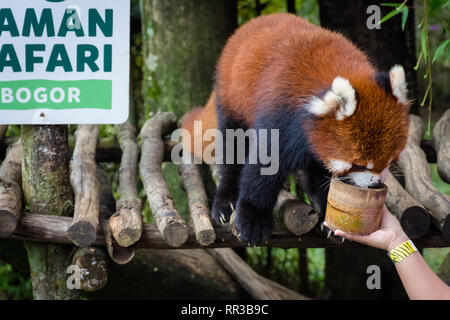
[307,77,356,120]
[389,65,408,103]
[327,159,352,173]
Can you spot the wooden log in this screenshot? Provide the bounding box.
[208,248,308,300]
[68,125,100,247]
[109,122,143,247]
[3,135,441,165]
[398,115,450,241]
[7,212,450,248]
[0,126,7,143]
[273,189,318,236]
[68,166,114,291]
[139,112,188,247]
[432,109,450,183]
[210,164,318,239]
[97,165,135,265]
[109,200,143,248]
[0,233,249,299]
[21,125,78,300]
[0,141,22,237]
[179,163,215,246]
[2,136,122,163]
[5,135,441,164]
[384,171,430,239]
[71,247,109,292]
[87,248,250,300]
[102,220,135,265]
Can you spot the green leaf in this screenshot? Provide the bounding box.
[401,7,409,31]
[432,40,450,63]
[379,8,401,24]
[414,51,423,70]
[421,28,428,59]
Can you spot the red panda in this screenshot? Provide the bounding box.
[181,13,410,245]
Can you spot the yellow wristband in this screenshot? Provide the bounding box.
[388,240,417,264]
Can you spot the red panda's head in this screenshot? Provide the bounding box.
[306,65,411,188]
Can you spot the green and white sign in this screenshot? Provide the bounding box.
[0,0,130,124]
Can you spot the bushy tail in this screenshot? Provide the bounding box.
[181,91,218,161]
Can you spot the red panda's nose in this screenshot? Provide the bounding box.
[368,180,383,189]
[368,173,382,189]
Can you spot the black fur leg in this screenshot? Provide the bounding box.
[231,108,315,245]
[211,164,240,223]
[233,159,286,245]
[211,193,235,223]
[233,198,273,245]
[212,98,246,224]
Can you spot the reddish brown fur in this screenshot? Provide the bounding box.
[182,13,410,173]
[181,91,217,160]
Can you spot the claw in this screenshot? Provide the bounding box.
[340,237,345,244]
[229,202,235,214]
[320,223,325,232]
[327,229,332,239]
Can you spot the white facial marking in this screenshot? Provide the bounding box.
[389,65,408,104]
[307,77,356,120]
[328,160,352,173]
[347,171,381,188]
[366,161,374,169]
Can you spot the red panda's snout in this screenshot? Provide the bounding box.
[327,163,391,188]
[323,160,386,188]
[346,170,383,188]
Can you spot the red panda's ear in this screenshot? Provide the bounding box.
[389,65,409,104]
[307,77,356,120]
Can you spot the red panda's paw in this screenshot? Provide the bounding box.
[320,222,346,244]
[233,200,273,246]
[211,197,236,224]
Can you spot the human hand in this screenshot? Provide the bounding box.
[324,205,409,251]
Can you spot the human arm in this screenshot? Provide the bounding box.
[325,205,450,300]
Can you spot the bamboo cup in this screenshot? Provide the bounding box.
[325,178,388,235]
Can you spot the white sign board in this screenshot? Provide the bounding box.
[0,0,130,124]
